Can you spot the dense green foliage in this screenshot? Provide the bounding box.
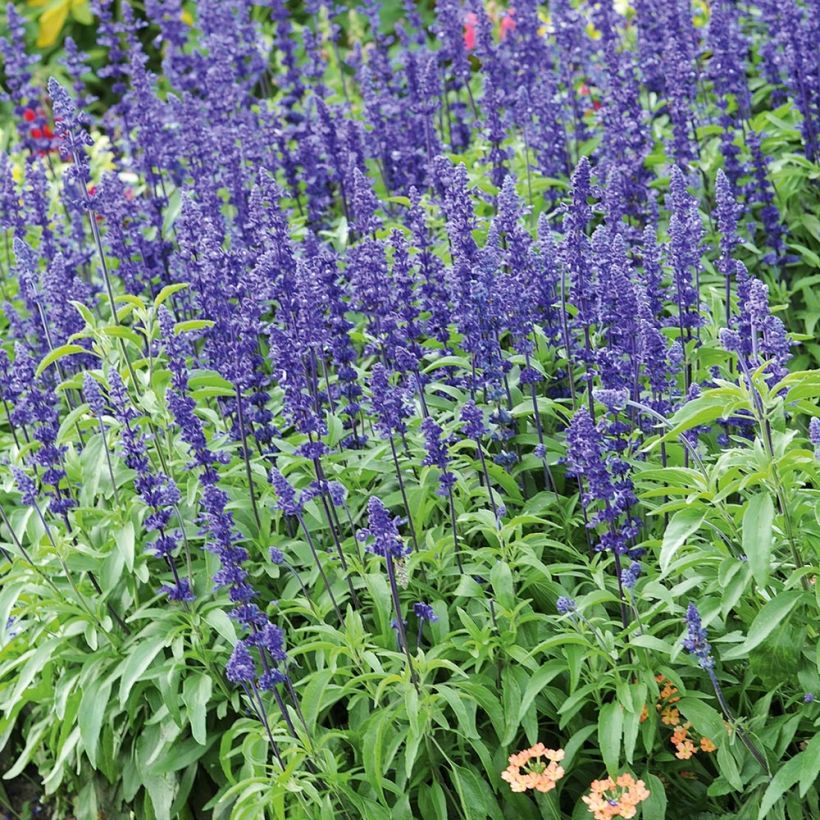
[0,1,819,819]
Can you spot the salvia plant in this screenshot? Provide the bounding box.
[0,1,818,819]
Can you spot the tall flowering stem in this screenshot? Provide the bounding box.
[359,496,419,689]
[684,604,770,775]
[565,407,641,634]
[421,417,463,574]
[370,363,419,552]
[269,468,345,624]
[460,400,500,524]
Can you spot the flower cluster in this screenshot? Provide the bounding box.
[582,774,650,819]
[641,675,717,759]
[501,744,565,793]
[683,603,714,670]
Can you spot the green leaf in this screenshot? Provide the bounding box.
[598,701,623,775]
[154,283,188,308]
[663,392,738,439]
[659,507,705,573]
[174,319,215,335]
[3,721,48,780]
[759,752,804,818]
[118,639,165,706]
[116,521,135,572]
[517,660,565,724]
[799,733,820,797]
[743,493,775,587]
[489,561,515,608]
[204,609,237,643]
[362,710,391,803]
[36,0,70,48]
[79,677,112,768]
[418,781,448,820]
[722,591,805,659]
[717,741,743,791]
[35,344,89,378]
[677,698,725,743]
[100,325,144,346]
[183,673,212,745]
[641,774,666,819]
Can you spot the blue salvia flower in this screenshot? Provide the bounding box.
[414,602,437,623]
[660,7,697,164]
[747,131,785,265]
[12,466,38,506]
[707,0,750,186]
[48,77,93,190]
[666,167,704,358]
[565,407,640,557]
[269,469,303,517]
[358,496,408,560]
[809,418,820,458]
[421,417,456,497]
[460,401,487,440]
[108,370,192,602]
[359,496,417,684]
[743,278,791,385]
[226,640,256,683]
[414,601,438,648]
[556,596,576,615]
[683,603,714,670]
[370,363,410,437]
[621,561,642,591]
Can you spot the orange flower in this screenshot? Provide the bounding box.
[660,706,680,726]
[582,773,650,819]
[658,681,680,704]
[639,704,649,723]
[700,737,717,753]
[671,723,697,759]
[501,744,565,794]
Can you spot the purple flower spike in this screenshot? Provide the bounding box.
[683,603,714,670]
[226,641,256,683]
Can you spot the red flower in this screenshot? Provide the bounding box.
[464,11,478,50]
[23,107,36,122]
[500,9,516,40]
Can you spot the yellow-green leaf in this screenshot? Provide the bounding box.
[36,0,71,48]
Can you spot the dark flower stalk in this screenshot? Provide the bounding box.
[421,417,463,574]
[370,363,419,552]
[48,78,117,320]
[270,469,344,624]
[233,383,262,531]
[108,369,193,604]
[460,400,500,524]
[226,642,286,770]
[359,496,419,689]
[309,448,361,608]
[684,604,770,776]
[83,373,121,507]
[11,466,114,637]
[414,602,438,649]
[160,313,305,757]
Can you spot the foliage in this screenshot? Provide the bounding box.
[0,1,819,819]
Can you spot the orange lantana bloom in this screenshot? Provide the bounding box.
[582,773,651,819]
[501,743,565,793]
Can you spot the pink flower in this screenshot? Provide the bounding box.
[464,12,478,50]
[500,8,516,40]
